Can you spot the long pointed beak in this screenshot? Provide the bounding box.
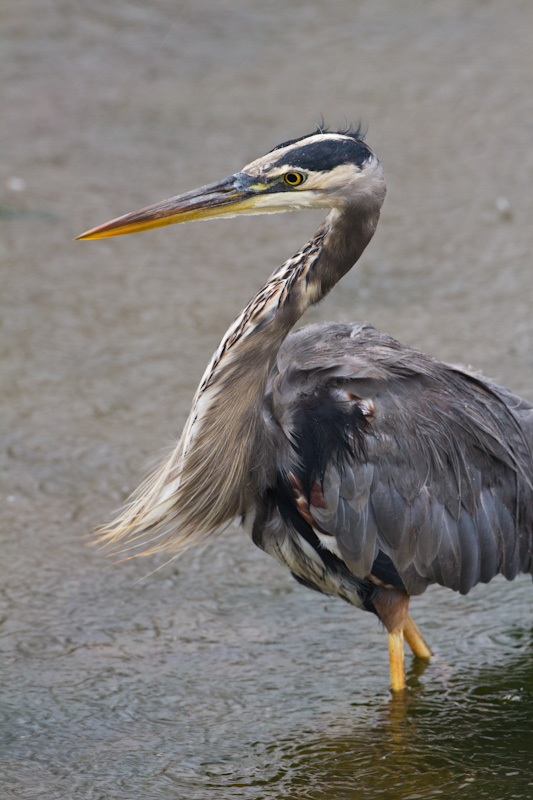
[75,173,263,240]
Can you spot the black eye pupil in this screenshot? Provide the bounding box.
[286,172,301,185]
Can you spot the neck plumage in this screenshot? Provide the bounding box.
[98,197,383,556]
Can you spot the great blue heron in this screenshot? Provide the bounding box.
[77,128,533,692]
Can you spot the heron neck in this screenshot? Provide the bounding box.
[101,198,384,555]
[179,200,383,499]
[304,203,382,305]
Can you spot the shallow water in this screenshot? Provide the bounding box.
[1,1,533,798]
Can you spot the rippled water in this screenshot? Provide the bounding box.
[2,1,533,798]
[2,552,532,798]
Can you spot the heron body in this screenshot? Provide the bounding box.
[78,128,533,691]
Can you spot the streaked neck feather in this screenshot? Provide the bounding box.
[96,198,383,556]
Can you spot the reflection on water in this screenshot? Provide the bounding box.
[272,656,533,800]
[148,617,533,800]
[168,627,533,800]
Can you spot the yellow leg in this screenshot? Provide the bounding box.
[388,630,406,692]
[404,614,432,661]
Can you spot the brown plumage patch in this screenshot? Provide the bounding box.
[370,584,410,635]
[289,473,332,534]
[346,392,375,421]
[366,572,396,591]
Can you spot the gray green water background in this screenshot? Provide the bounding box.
[1,1,533,797]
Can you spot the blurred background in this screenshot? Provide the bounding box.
[1,1,532,798]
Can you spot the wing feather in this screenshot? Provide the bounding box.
[268,322,533,596]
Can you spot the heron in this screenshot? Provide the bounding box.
[77,127,533,692]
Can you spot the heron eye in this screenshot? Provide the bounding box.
[284,171,305,186]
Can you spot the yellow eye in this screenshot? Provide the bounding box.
[283,171,305,186]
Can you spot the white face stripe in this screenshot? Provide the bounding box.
[299,163,364,190]
[238,189,321,212]
[236,163,369,214]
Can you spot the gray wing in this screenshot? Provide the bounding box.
[267,321,533,596]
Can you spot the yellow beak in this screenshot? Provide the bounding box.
[75,173,266,241]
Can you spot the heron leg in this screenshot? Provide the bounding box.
[387,629,406,692]
[403,613,432,661]
[371,586,410,692]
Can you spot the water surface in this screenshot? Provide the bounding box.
[1,1,533,797]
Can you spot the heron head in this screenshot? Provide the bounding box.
[76,128,385,241]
